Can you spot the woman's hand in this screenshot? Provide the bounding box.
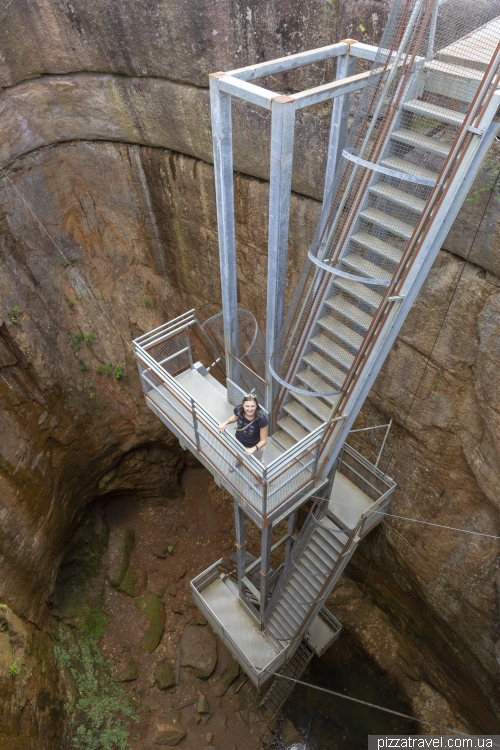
[244,446,257,456]
[218,421,227,433]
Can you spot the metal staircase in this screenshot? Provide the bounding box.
[134,0,500,691]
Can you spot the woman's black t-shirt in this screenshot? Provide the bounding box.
[233,406,269,448]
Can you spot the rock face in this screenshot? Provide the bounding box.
[152,711,185,746]
[0,0,500,742]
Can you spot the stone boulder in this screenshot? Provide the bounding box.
[152,711,185,746]
[154,660,176,690]
[180,625,217,679]
[117,551,148,598]
[134,593,166,653]
[212,659,240,697]
[107,528,135,588]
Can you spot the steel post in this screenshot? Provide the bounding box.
[260,522,273,625]
[284,509,298,571]
[265,96,297,416]
[209,74,239,380]
[234,500,246,597]
[323,45,357,205]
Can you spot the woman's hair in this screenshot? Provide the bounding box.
[239,394,261,416]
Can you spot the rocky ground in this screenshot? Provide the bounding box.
[50,465,280,750]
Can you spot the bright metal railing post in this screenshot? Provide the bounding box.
[234,500,246,597]
[209,73,239,380]
[323,42,357,205]
[260,521,273,626]
[265,95,297,419]
[262,466,268,519]
[191,399,201,451]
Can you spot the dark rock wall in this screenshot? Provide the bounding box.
[1,0,499,740]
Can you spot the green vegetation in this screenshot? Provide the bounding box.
[167,545,174,554]
[80,364,88,372]
[54,285,60,291]
[9,663,19,677]
[114,365,123,380]
[96,367,103,374]
[68,300,74,308]
[71,333,84,350]
[10,305,21,324]
[142,298,151,308]
[0,603,6,609]
[104,364,112,375]
[84,332,95,344]
[54,633,137,750]
[76,295,82,301]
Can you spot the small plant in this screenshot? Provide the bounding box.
[114,365,123,380]
[0,603,6,609]
[70,333,84,351]
[104,364,112,375]
[89,392,95,399]
[84,333,95,345]
[359,23,366,32]
[76,295,82,301]
[9,663,19,677]
[10,305,21,324]
[58,260,66,266]
[167,545,174,554]
[142,298,151,308]
[54,285,60,291]
[68,300,74,308]
[80,364,88,372]
[96,367,103,374]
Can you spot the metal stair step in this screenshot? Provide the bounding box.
[310,334,354,370]
[423,60,482,103]
[379,156,439,184]
[272,429,296,451]
[308,537,336,565]
[272,603,300,630]
[310,532,342,561]
[277,415,308,443]
[321,516,350,545]
[269,610,296,639]
[351,230,405,262]
[332,277,383,310]
[317,314,364,348]
[403,99,465,127]
[279,593,308,621]
[303,351,346,388]
[391,128,452,158]
[303,547,330,576]
[288,576,319,603]
[283,399,323,432]
[296,368,342,400]
[324,295,373,330]
[315,525,348,554]
[292,392,332,422]
[359,208,416,241]
[369,182,426,213]
[283,400,321,432]
[294,565,321,593]
[341,252,393,282]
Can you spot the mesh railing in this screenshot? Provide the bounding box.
[270,0,500,422]
[203,309,268,404]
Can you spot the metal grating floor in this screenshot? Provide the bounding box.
[260,640,314,718]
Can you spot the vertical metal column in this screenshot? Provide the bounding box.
[322,41,357,205]
[234,499,246,597]
[265,95,297,417]
[210,73,239,380]
[259,522,273,625]
[284,509,298,571]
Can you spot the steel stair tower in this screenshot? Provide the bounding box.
[134,0,500,688]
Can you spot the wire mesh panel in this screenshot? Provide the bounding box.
[270,0,500,418]
[146,330,191,377]
[203,309,267,402]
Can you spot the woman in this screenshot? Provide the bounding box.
[218,393,268,466]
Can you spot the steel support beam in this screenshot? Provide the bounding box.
[260,523,273,624]
[323,46,357,204]
[284,509,298,571]
[234,499,246,597]
[265,96,297,415]
[210,73,239,378]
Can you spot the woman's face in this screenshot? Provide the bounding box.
[243,399,257,419]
